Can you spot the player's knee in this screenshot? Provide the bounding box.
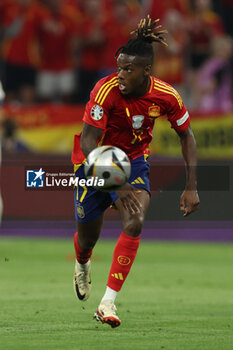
[122,215,144,237]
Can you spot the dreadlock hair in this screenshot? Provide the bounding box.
[115,15,167,65]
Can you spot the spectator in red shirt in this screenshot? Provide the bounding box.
[149,0,190,21]
[0,0,41,104]
[35,0,79,103]
[187,0,225,71]
[99,0,140,78]
[152,9,188,95]
[73,0,107,103]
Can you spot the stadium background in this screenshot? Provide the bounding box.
[0,0,232,237]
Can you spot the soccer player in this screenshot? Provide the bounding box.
[72,16,200,328]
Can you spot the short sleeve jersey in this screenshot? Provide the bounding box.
[72,73,190,164]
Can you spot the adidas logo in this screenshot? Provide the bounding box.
[131,177,145,185]
[111,273,124,280]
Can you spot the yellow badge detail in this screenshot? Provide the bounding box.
[131,177,145,185]
[77,203,85,219]
[117,256,131,265]
[148,105,160,118]
[111,273,124,280]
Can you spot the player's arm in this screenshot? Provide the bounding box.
[176,126,200,216]
[80,122,103,157]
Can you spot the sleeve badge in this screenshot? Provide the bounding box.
[91,105,104,121]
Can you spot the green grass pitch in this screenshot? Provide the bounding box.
[0,236,233,350]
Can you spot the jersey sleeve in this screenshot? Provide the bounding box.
[166,90,190,132]
[83,79,111,130]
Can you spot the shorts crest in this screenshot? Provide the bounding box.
[77,203,85,218]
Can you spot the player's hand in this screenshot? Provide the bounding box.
[116,183,142,215]
[180,190,200,217]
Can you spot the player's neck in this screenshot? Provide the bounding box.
[133,77,151,98]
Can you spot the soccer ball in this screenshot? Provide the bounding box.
[84,146,131,191]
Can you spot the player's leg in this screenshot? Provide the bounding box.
[74,215,104,301]
[75,215,104,262]
[73,163,113,301]
[95,189,150,328]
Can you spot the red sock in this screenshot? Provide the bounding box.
[107,232,140,292]
[73,232,93,264]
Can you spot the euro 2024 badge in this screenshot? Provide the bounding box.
[91,105,104,121]
[26,168,45,188]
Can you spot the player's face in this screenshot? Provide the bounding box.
[117,54,151,96]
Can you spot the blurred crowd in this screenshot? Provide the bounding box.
[0,0,232,113]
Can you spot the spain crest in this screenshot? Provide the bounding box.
[148,105,160,118]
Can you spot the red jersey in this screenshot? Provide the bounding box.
[101,20,132,70]
[35,5,79,71]
[72,73,190,164]
[150,0,190,21]
[0,0,41,67]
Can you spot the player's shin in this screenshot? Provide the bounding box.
[73,232,92,301]
[107,232,140,292]
[95,232,140,327]
[73,232,93,264]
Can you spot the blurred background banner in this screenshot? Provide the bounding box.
[153,112,233,158]
[2,105,233,157]
[2,104,84,153]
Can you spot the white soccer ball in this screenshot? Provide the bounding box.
[84,146,131,191]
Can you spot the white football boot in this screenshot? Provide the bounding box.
[94,300,121,328]
[73,260,91,301]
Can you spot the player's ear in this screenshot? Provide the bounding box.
[144,65,152,76]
